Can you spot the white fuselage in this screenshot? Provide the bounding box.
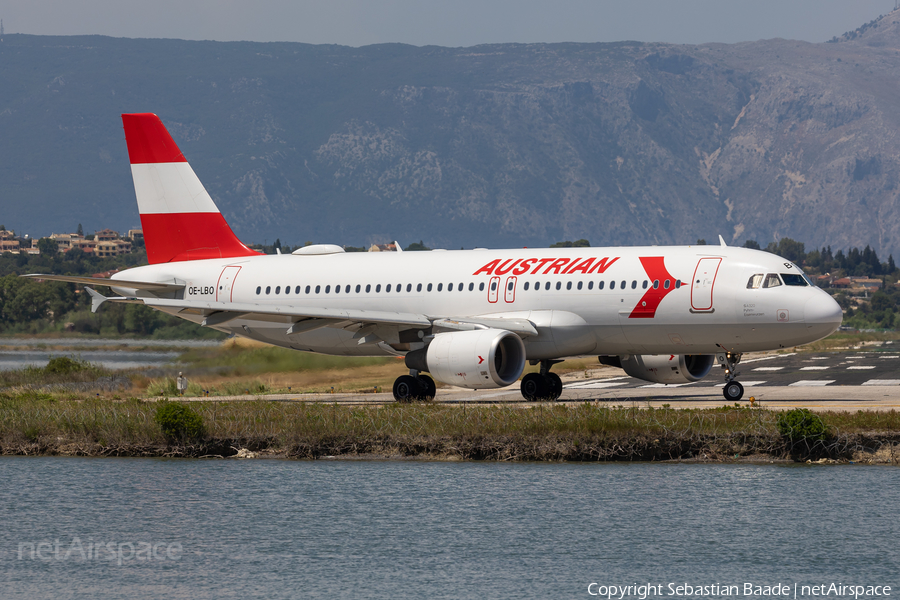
[112,244,843,360]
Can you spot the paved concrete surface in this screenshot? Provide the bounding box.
[173,349,900,411]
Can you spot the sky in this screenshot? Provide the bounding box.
[0,0,897,47]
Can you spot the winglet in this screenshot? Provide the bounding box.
[394,241,403,253]
[718,235,727,247]
[85,287,108,313]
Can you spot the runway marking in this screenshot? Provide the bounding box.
[789,380,836,387]
[565,381,629,390]
[862,380,900,386]
[741,353,796,364]
[879,355,899,359]
[753,367,784,371]
[847,366,876,370]
[639,382,698,388]
[808,357,830,360]
[565,377,629,389]
[800,366,829,371]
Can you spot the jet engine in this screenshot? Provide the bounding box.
[599,354,715,385]
[405,329,526,389]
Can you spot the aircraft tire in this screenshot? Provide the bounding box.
[393,375,422,403]
[723,381,744,402]
[521,373,550,401]
[546,373,563,401]
[417,374,437,400]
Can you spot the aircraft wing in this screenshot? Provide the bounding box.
[21,274,185,292]
[88,293,538,337]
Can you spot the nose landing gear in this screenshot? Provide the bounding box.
[717,352,744,401]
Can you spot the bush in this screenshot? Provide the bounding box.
[154,402,205,441]
[776,408,827,443]
[43,357,90,375]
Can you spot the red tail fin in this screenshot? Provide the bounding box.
[122,113,258,264]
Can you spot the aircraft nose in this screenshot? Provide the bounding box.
[804,292,843,333]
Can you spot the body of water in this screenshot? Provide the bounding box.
[1,459,897,599]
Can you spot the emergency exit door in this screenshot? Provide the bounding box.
[216,266,242,302]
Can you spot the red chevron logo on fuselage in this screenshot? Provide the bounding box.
[629,256,680,318]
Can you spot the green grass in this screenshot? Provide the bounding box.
[176,344,393,376]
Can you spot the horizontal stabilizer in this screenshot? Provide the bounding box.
[21,274,184,292]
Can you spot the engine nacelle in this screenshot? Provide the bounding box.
[405,329,526,389]
[601,354,715,384]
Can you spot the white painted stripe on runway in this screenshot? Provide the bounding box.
[879,355,899,359]
[847,366,876,370]
[564,377,629,389]
[639,382,698,388]
[800,366,829,371]
[808,357,830,360]
[741,353,796,364]
[862,380,900,386]
[789,380,835,387]
[753,367,784,371]
[565,381,629,390]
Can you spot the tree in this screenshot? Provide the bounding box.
[550,239,590,248]
[743,240,761,250]
[36,237,58,256]
[696,239,707,245]
[405,240,431,251]
[77,223,83,236]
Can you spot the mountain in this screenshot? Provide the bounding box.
[1,11,900,257]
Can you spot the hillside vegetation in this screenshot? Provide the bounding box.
[2,10,900,256]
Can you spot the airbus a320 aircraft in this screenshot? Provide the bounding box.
[26,114,844,402]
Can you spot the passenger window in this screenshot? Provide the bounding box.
[642,281,648,289]
[508,281,514,291]
[438,283,443,292]
[256,286,261,295]
[356,284,361,293]
[631,280,636,289]
[296,286,301,294]
[417,283,422,292]
[545,282,550,290]
[675,280,682,288]
[266,286,271,295]
[468,283,474,291]
[407,284,412,292]
[386,284,392,292]
[335,285,340,294]
[653,280,659,289]
[365,284,371,293]
[556,282,561,290]
[325,285,331,293]
[275,286,281,294]
[285,286,290,295]
[610,281,616,290]
[620,280,626,289]
[346,285,351,293]
[577,281,583,290]
[763,274,782,288]
[479,283,484,292]
[747,274,764,289]
[448,283,454,292]
[459,283,464,291]
[599,281,605,290]
[428,283,433,292]
[588,281,593,290]
[781,274,808,286]
[490,282,496,291]
[534,281,540,290]
[663,280,670,289]
[397,284,402,293]
[376,284,381,292]
[566,281,572,290]
[524,282,530,291]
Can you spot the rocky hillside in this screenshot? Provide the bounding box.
[1,11,899,256]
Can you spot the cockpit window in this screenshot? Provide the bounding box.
[747,274,764,289]
[762,273,782,288]
[781,274,808,286]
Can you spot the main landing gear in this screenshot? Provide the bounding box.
[718,352,744,402]
[520,360,564,402]
[392,370,436,403]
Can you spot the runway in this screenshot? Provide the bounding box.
[176,348,900,411]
